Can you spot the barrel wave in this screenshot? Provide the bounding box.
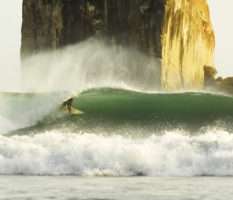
[0,88,233,176]
[74,88,233,122]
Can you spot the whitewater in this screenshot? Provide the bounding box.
[1,128,233,176]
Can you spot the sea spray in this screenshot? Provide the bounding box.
[1,129,233,176]
[22,39,161,92]
[0,92,70,134]
[0,115,15,133]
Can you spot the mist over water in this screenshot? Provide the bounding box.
[22,39,161,93]
[0,92,70,134]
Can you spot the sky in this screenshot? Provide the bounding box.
[0,1,232,91]
[209,0,233,77]
[0,0,22,91]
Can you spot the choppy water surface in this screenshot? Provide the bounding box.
[2,130,233,176]
[1,176,233,200]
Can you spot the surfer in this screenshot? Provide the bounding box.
[62,98,73,113]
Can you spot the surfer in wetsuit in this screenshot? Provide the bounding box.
[62,98,73,113]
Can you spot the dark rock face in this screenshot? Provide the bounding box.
[204,66,217,88]
[204,66,233,95]
[21,0,165,58]
[21,0,63,57]
[216,77,233,95]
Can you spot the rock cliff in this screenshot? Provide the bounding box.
[161,0,215,90]
[21,0,165,58]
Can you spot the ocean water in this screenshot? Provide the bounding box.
[1,88,233,199]
[1,176,233,200]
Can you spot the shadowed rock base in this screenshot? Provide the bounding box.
[204,66,233,95]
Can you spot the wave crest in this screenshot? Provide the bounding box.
[1,129,233,176]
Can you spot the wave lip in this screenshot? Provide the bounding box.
[1,130,233,176]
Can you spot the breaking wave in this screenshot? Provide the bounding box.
[0,88,233,177]
[1,129,233,176]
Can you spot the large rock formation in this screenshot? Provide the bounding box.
[21,0,165,58]
[21,0,215,90]
[161,0,215,90]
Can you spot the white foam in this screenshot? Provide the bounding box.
[0,129,233,176]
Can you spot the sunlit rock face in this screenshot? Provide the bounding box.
[161,0,215,90]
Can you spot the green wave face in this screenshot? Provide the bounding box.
[73,88,233,123]
[2,88,233,135]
